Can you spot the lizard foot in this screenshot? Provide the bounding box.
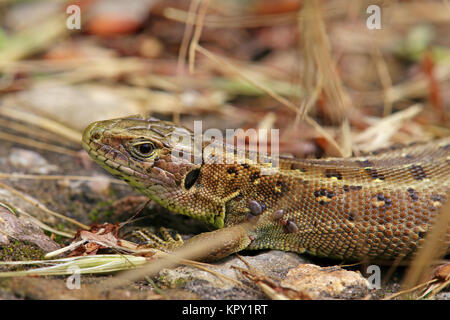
[130,227,184,251]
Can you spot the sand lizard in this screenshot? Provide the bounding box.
[82,115,450,263]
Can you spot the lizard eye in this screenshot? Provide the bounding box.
[133,142,155,157]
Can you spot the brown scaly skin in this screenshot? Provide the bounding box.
[82,115,450,264]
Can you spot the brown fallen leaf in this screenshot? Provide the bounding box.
[68,223,120,257]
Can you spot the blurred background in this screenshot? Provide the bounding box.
[0,0,448,158]
[0,0,449,299]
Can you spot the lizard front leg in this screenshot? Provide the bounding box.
[177,224,253,261]
[133,224,253,261]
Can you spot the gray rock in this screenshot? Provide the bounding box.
[280,264,370,299]
[157,250,311,299]
[8,148,59,174]
[0,205,60,252]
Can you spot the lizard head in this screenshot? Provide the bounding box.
[82,115,208,215]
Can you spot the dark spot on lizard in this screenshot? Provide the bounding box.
[409,164,427,181]
[242,164,250,169]
[418,231,426,239]
[314,189,325,197]
[431,195,442,202]
[357,159,374,167]
[151,156,160,168]
[365,168,385,180]
[407,187,419,201]
[250,172,260,183]
[325,169,343,180]
[314,188,334,200]
[348,212,357,221]
[227,167,238,175]
[274,180,288,194]
[291,163,307,172]
[385,198,392,207]
[234,193,243,201]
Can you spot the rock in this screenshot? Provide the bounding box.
[0,205,60,252]
[280,264,370,299]
[8,148,59,174]
[87,179,111,197]
[2,84,142,132]
[157,250,311,299]
[0,188,57,227]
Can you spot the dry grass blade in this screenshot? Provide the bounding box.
[353,104,423,151]
[401,192,450,298]
[0,180,89,230]
[0,255,148,277]
[188,0,209,74]
[0,106,82,143]
[196,45,343,156]
[196,45,298,113]
[0,117,75,147]
[299,0,352,123]
[177,0,201,74]
[0,173,126,185]
[382,279,437,300]
[12,206,75,238]
[183,262,244,287]
[164,2,347,28]
[0,131,80,157]
[371,46,394,116]
[365,63,450,107]
[107,223,253,287]
[165,7,298,28]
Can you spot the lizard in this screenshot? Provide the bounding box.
[82,115,450,264]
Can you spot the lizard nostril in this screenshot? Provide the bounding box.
[91,131,101,141]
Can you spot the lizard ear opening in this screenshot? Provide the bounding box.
[184,168,200,190]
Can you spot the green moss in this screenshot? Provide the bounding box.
[156,273,188,289]
[0,241,45,264]
[174,278,187,288]
[89,208,100,222]
[88,200,115,222]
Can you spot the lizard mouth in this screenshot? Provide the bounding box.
[81,128,152,186]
